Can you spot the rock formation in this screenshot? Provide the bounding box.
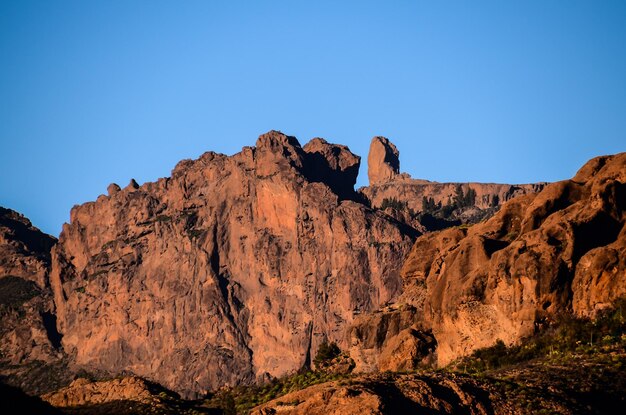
[0,207,56,287]
[48,131,417,397]
[2,130,625,410]
[42,376,158,408]
[367,137,400,186]
[362,137,546,231]
[0,207,67,395]
[252,373,499,415]
[393,152,626,366]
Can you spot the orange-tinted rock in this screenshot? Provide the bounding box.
[368,137,400,186]
[48,131,417,397]
[302,138,361,199]
[251,373,501,415]
[399,152,626,365]
[42,376,157,408]
[362,137,545,231]
[0,207,60,365]
[0,207,56,287]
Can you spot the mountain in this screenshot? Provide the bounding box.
[351,152,626,372]
[47,131,417,397]
[0,207,70,395]
[1,131,624,414]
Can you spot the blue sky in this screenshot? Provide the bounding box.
[1,1,625,236]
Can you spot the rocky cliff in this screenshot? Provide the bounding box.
[390,152,626,366]
[3,131,625,410]
[0,208,67,394]
[48,131,417,397]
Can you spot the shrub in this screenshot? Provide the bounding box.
[314,341,341,367]
[0,276,40,309]
[451,297,626,373]
[380,198,408,212]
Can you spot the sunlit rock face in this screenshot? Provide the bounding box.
[49,131,417,397]
[398,152,626,365]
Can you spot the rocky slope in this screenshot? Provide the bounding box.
[375,152,626,368]
[252,300,626,415]
[252,345,626,415]
[361,137,546,231]
[48,131,417,397]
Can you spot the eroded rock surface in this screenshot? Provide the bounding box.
[42,376,157,408]
[0,207,55,287]
[362,138,545,231]
[49,131,417,397]
[251,373,507,415]
[0,207,67,394]
[399,152,626,365]
[367,137,400,186]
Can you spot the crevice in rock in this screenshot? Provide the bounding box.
[40,311,63,350]
[482,238,509,258]
[572,212,621,264]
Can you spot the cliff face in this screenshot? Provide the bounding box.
[0,208,67,394]
[48,131,417,397]
[398,152,626,365]
[0,207,56,287]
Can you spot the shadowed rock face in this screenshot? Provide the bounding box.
[0,207,56,287]
[0,208,63,385]
[398,152,626,365]
[48,131,417,397]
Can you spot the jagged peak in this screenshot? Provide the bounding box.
[368,136,400,186]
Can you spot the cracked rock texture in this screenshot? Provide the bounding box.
[0,207,64,393]
[399,152,626,365]
[48,131,417,397]
[362,137,546,231]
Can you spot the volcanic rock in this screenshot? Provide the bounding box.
[251,372,502,415]
[48,131,417,397]
[107,183,121,196]
[399,152,626,365]
[42,376,157,408]
[362,137,545,232]
[0,207,56,287]
[0,207,64,392]
[367,137,400,186]
[302,138,361,199]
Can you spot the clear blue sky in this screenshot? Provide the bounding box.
[1,1,625,236]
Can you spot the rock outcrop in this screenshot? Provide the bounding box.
[252,341,626,415]
[0,207,56,287]
[396,152,626,365]
[42,376,158,408]
[0,207,67,395]
[362,137,545,232]
[367,137,400,186]
[251,372,506,415]
[48,131,418,397]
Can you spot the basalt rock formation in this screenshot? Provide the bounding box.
[362,137,546,231]
[391,152,626,366]
[48,131,417,397]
